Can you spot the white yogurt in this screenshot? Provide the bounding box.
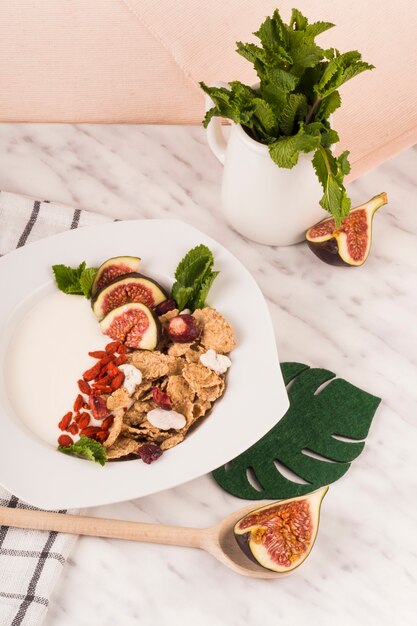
[6,290,106,445]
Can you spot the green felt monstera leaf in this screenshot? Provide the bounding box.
[212,362,381,499]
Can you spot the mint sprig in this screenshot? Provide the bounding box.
[58,436,107,466]
[171,244,219,311]
[201,7,374,226]
[52,262,98,298]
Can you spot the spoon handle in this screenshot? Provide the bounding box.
[0,507,206,549]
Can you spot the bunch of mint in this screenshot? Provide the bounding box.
[200,8,374,225]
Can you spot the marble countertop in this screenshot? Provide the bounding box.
[0,124,416,626]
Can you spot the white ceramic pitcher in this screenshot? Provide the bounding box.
[204,84,328,246]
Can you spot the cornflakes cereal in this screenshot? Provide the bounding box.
[106,388,132,412]
[133,400,155,414]
[192,307,236,354]
[133,380,153,400]
[128,351,182,380]
[182,362,223,391]
[106,436,139,459]
[184,345,206,364]
[104,410,125,448]
[123,411,147,427]
[166,375,195,415]
[167,342,193,357]
[128,351,170,379]
[160,433,185,450]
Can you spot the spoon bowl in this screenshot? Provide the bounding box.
[204,502,288,578]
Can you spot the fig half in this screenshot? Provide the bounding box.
[99,302,161,350]
[91,256,141,297]
[306,193,387,266]
[234,487,328,574]
[92,273,168,320]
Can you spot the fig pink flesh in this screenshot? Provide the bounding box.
[101,282,156,314]
[237,499,313,569]
[95,264,137,294]
[103,307,150,347]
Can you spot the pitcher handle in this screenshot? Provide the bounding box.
[204,81,230,165]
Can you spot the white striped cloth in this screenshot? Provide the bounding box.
[0,190,111,626]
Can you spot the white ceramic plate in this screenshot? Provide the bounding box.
[0,219,289,509]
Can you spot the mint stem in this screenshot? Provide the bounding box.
[306,97,321,124]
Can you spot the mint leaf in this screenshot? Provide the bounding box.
[255,10,289,51]
[52,262,98,298]
[316,91,342,119]
[305,21,335,38]
[58,436,107,466]
[269,124,321,168]
[174,244,213,282]
[171,285,194,311]
[252,98,278,136]
[313,147,351,225]
[278,93,308,135]
[191,271,219,310]
[171,245,219,312]
[79,267,98,298]
[315,50,374,98]
[289,8,309,31]
[52,262,85,294]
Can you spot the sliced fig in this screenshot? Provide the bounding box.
[91,256,141,297]
[234,487,328,574]
[92,273,168,320]
[99,302,161,350]
[306,193,387,266]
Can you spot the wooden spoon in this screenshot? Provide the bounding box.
[0,502,287,579]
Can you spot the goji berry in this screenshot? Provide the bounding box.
[58,434,73,447]
[91,385,112,394]
[107,363,119,378]
[67,422,79,435]
[101,415,114,430]
[94,375,111,385]
[73,394,84,412]
[78,414,90,430]
[83,361,102,382]
[114,354,127,365]
[105,341,119,354]
[78,379,91,394]
[117,344,128,354]
[80,426,101,438]
[98,355,113,368]
[95,431,108,443]
[111,372,124,390]
[58,412,72,431]
[88,350,107,358]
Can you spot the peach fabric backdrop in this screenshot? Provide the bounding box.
[0,0,416,180]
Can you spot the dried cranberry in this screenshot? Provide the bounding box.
[152,387,172,410]
[155,298,177,316]
[167,314,201,343]
[137,444,163,464]
[89,394,109,420]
